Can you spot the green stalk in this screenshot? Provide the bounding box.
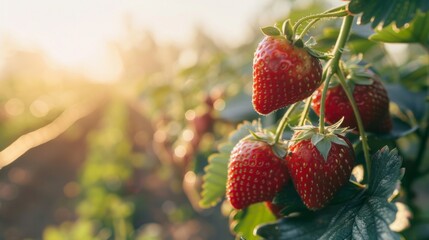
[292,5,348,35]
[298,97,313,126]
[298,11,348,39]
[318,71,334,133]
[330,16,354,72]
[319,15,372,180]
[298,18,320,39]
[336,69,372,179]
[274,103,298,143]
[310,60,332,128]
[319,15,354,133]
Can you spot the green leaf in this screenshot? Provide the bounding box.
[328,135,349,147]
[294,39,304,48]
[256,207,337,240]
[318,147,402,239]
[273,178,364,217]
[347,0,429,29]
[351,76,374,85]
[282,19,294,40]
[329,180,366,205]
[321,196,399,240]
[311,133,324,146]
[370,11,429,46]
[367,147,403,198]
[199,153,229,208]
[256,147,403,239]
[272,144,288,159]
[314,138,332,161]
[327,117,345,130]
[231,203,276,240]
[273,184,308,216]
[229,121,261,145]
[199,121,260,208]
[218,142,234,154]
[261,26,281,37]
[305,47,331,60]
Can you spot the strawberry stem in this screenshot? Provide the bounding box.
[320,15,373,181]
[336,69,372,181]
[330,16,353,73]
[318,71,334,134]
[326,15,373,182]
[274,103,298,144]
[319,15,353,133]
[318,16,374,182]
[328,15,372,182]
[297,19,320,40]
[314,53,334,131]
[292,5,348,39]
[298,96,312,126]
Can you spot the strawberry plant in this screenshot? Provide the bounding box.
[44,99,137,239]
[199,0,429,239]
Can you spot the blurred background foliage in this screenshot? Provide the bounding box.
[0,0,428,239]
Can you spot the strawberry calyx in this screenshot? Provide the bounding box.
[260,19,294,42]
[260,21,331,60]
[260,26,283,38]
[247,130,289,159]
[291,119,351,161]
[282,19,294,41]
[329,57,376,90]
[343,57,375,87]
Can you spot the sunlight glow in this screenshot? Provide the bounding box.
[1,0,269,82]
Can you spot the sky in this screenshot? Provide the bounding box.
[0,0,279,81]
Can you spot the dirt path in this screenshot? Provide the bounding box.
[0,99,232,240]
[0,104,105,240]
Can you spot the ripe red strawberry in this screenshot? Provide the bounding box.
[312,68,392,133]
[226,136,290,209]
[253,35,323,115]
[286,127,355,210]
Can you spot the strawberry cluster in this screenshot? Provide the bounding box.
[226,24,392,213]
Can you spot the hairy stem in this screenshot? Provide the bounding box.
[298,9,348,39]
[293,5,347,36]
[298,18,320,40]
[274,103,298,143]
